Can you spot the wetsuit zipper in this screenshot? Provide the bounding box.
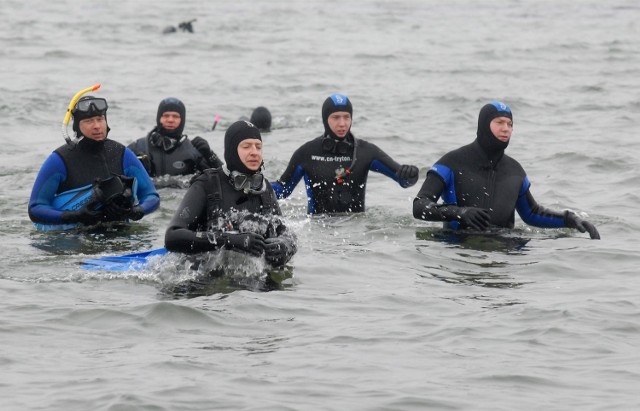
[486,162,496,210]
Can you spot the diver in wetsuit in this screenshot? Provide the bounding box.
[128,97,223,177]
[271,94,420,214]
[28,95,160,230]
[164,120,297,267]
[412,101,600,239]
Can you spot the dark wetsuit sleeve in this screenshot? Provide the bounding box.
[515,177,565,228]
[28,153,67,224]
[412,170,449,221]
[123,148,160,215]
[271,147,306,199]
[412,165,468,225]
[367,143,417,187]
[164,180,218,253]
[190,137,224,171]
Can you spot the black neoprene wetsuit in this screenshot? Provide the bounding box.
[413,140,567,230]
[165,169,297,260]
[128,129,222,177]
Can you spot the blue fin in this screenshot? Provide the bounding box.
[81,247,167,271]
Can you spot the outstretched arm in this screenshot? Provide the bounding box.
[366,142,419,188]
[516,183,600,239]
[271,149,305,199]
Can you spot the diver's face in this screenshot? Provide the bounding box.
[159,111,182,131]
[237,139,263,171]
[490,116,513,143]
[327,111,352,138]
[79,115,108,141]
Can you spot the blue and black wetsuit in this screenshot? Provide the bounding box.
[272,132,417,214]
[28,138,160,229]
[413,139,566,229]
[413,101,599,239]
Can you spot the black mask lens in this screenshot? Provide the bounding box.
[232,173,249,191]
[249,173,264,190]
[75,98,108,114]
[231,171,264,193]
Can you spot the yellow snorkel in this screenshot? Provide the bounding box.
[62,84,101,145]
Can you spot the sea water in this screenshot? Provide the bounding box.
[1,0,639,409]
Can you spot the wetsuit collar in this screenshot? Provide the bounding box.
[77,136,106,153]
[322,132,355,154]
[472,139,504,168]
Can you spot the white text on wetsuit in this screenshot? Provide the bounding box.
[311,155,352,162]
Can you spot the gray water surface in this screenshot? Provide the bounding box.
[1,1,639,410]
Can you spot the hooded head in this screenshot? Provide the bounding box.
[72,95,109,137]
[476,101,513,159]
[250,106,272,132]
[322,93,352,139]
[156,97,186,138]
[224,120,262,175]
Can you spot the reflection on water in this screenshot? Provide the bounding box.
[416,227,531,254]
[415,227,534,289]
[161,268,294,298]
[29,223,155,256]
[152,174,193,189]
[417,268,528,290]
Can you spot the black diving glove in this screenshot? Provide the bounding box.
[564,211,600,240]
[206,152,223,169]
[220,232,266,257]
[192,136,212,157]
[103,204,145,222]
[62,208,103,225]
[128,206,145,221]
[397,164,419,181]
[456,207,491,231]
[192,136,223,168]
[264,238,290,266]
[103,202,133,221]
